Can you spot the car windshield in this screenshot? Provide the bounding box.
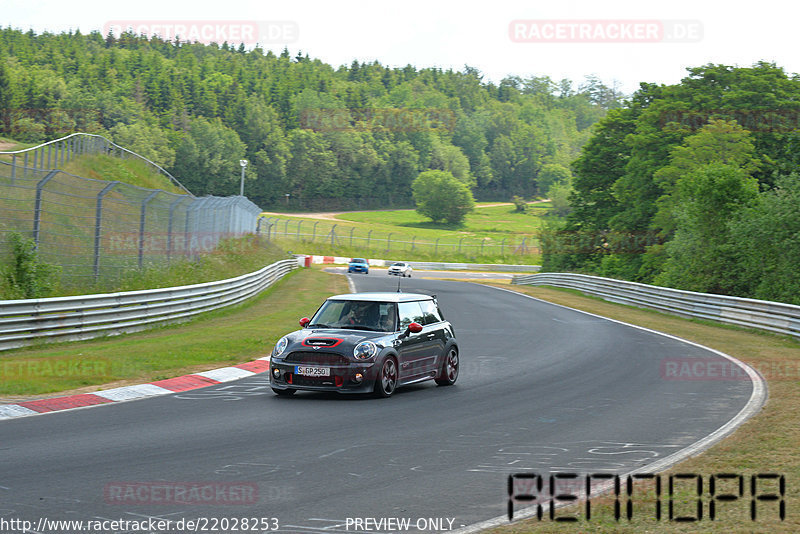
[309,300,397,332]
[392,262,404,267]
[352,258,367,263]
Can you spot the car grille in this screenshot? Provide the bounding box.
[284,351,350,366]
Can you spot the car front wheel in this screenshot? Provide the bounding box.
[373,357,398,397]
[435,347,459,386]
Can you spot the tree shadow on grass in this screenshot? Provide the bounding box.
[395,221,466,231]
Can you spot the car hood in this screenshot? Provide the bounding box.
[285,328,395,348]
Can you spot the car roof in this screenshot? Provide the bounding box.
[327,292,432,303]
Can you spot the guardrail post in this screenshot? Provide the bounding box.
[33,170,60,249]
[93,181,119,282]
[138,190,160,269]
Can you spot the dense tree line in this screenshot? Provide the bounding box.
[543,62,800,304]
[0,28,619,209]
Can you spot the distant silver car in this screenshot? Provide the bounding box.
[388,262,413,277]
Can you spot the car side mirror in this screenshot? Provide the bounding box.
[398,321,422,340]
[299,317,310,327]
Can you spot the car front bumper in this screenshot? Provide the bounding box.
[269,361,378,394]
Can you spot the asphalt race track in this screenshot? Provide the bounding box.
[0,274,758,533]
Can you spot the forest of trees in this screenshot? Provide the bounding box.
[0,28,621,210]
[544,62,800,304]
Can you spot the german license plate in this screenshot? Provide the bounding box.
[295,366,330,377]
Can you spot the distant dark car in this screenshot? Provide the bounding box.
[347,258,369,274]
[269,292,459,397]
[387,261,413,277]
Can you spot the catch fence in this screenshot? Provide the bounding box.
[0,135,262,289]
[259,216,540,259]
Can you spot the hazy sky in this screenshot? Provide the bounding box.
[4,0,799,95]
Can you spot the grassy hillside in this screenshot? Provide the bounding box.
[262,201,556,264]
[60,154,185,194]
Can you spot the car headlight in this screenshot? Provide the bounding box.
[353,341,378,360]
[273,336,289,357]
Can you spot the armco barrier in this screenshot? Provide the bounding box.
[512,272,800,339]
[0,258,301,351]
[298,255,540,273]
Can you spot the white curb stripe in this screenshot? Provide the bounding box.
[0,404,40,419]
[196,367,255,382]
[94,384,174,401]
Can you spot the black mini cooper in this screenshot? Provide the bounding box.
[269,292,459,397]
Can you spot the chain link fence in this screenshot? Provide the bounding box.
[259,216,540,259]
[0,136,262,290]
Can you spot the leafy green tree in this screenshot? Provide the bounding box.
[654,162,759,293]
[729,174,800,304]
[412,170,475,225]
[110,122,176,167]
[171,117,247,196]
[538,163,572,196]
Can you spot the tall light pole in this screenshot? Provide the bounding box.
[239,159,248,196]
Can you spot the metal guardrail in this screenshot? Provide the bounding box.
[0,132,192,195]
[512,272,800,339]
[0,258,299,351]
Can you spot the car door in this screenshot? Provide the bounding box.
[418,298,448,372]
[395,301,435,381]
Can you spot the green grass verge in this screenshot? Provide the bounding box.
[485,283,799,533]
[0,268,348,398]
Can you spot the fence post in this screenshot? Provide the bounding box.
[411,235,416,251]
[32,170,60,249]
[167,196,187,263]
[501,238,506,256]
[330,224,337,245]
[459,237,464,253]
[367,230,372,249]
[93,181,119,282]
[138,190,160,269]
[435,237,440,255]
[10,154,15,183]
[387,232,392,252]
[481,238,485,255]
[47,144,52,169]
[349,227,355,247]
[297,220,303,241]
[284,219,289,236]
[23,152,28,177]
[311,221,319,242]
